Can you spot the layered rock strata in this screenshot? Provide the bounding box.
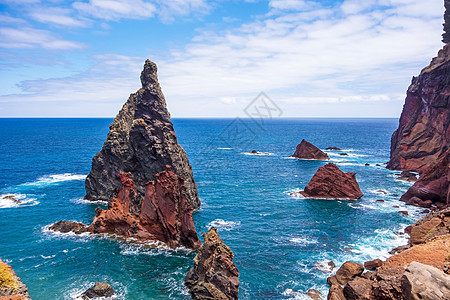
[84,60,200,210]
[387,45,450,206]
[89,166,201,249]
[295,163,363,200]
[185,228,239,300]
[51,166,201,249]
[291,140,329,160]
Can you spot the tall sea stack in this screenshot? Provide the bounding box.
[388,5,450,205]
[84,60,200,210]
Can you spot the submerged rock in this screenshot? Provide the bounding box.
[395,171,418,183]
[297,163,363,200]
[313,260,335,273]
[387,44,450,205]
[88,166,201,249]
[185,227,239,300]
[291,140,329,160]
[84,60,200,210]
[0,259,31,299]
[325,147,342,151]
[2,195,21,204]
[306,288,322,300]
[81,282,115,299]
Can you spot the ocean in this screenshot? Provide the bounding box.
[0,118,422,299]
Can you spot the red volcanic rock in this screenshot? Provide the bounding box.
[88,166,201,249]
[291,139,329,160]
[299,163,363,200]
[388,45,450,205]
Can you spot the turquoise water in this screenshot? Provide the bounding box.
[0,118,421,299]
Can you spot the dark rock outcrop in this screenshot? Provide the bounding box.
[88,166,201,249]
[81,282,115,299]
[387,44,450,205]
[291,140,329,160]
[84,60,200,210]
[0,259,31,299]
[325,147,342,151]
[49,221,88,234]
[364,259,384,271]
[185,227,239,300]
[296,163,363,200]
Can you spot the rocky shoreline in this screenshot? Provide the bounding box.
[0,259,31,300]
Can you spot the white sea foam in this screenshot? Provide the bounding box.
[0,193,39,208]
[71,198,108,205]
[20,173,86,188]
[289,237,318,246]
[217,147,233,150]
[208,219,240,231]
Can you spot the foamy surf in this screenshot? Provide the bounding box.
[208,219,240,231]
[19,173,86,188]
[71,198,108,205]
[289,237,318,246]
[0,193,39,208]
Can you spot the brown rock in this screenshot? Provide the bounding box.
[299,163,363,200]
[372,267,405,299]
[343,277,373,300]
[364,259,383,270]
[399,211,409,216]
[88,166,201,249]
[307,289,322,300]
[376,199,385,202]
[331,261,364,286]
[409,217,442,245]
[327,284,345,300]
[291,140,329,160]
[84,60,200,210]
[185,228,239,300]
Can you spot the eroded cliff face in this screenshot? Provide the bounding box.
[388,45,450,205]
[88,166,201,249]
[84,60,200,210]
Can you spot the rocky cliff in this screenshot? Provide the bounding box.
[84,60,200,210]
[185,228,239,300]
[0,259,31,300]
[388,45,450,205]
[88,166,201,249]
[296,163,363,200]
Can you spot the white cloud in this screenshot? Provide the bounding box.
[269,0,318,11]
[73,0,156,20]
[0,0,445,117]
[0,27,85,49]
[72,0,209,21]
[29,8,88,27]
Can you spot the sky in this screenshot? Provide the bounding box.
[0,0,445,118]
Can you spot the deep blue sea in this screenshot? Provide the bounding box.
[0,118,422,299]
